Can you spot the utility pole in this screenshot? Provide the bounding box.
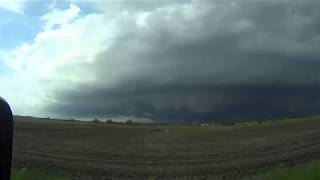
[0,97,13,180]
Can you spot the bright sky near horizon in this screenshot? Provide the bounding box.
[1,0,320,122]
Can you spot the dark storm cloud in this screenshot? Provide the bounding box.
[47,1,320,122]
[48,83,320,122]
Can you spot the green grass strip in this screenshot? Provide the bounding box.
[12,168,70,180]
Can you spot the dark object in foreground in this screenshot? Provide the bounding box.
[0,97,13,180]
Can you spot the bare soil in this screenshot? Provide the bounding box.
[12,116,320,179]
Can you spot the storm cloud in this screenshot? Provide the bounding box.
[4,1,320,122]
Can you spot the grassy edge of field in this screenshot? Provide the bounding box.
[11,159,320,180]
[12,168,70,180]
[242,159,320,180]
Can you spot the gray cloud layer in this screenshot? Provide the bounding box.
[46,1,320,122]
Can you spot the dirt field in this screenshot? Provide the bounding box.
[12,116,320,180]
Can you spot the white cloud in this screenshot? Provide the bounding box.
[0,3,118,117]
[0,0,26,14]
[42,4,81,30]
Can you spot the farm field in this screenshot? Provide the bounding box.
[12,116,320,179]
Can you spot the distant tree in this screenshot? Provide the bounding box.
[222,122,235,126]
[126,120,133,124]
[106,119,113,123]
[92,118,101,123]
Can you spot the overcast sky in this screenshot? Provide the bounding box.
[0,0,320,122]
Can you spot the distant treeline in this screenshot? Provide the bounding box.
[13,113,320,126]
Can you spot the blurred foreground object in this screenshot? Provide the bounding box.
[0,97,13,180]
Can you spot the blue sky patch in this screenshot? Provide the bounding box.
[0,59,13,77]
[0,5,42,49]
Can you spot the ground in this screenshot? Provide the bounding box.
[12,116,320,179]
